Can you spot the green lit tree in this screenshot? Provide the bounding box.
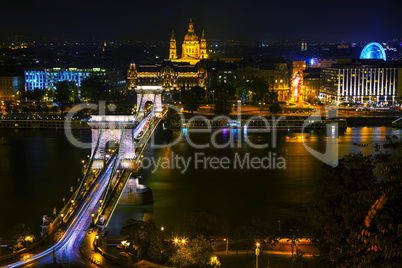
[12,223,35,249]
[170,235,214,267]
[54,81,74,110]
[120,219,168,263]
[80,76,109,101]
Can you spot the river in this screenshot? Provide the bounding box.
[0,126,401,239]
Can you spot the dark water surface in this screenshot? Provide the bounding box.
[0,127,401,239]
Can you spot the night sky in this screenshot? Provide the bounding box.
[1,0,401,42]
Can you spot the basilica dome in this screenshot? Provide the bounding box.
[184,19,199,41]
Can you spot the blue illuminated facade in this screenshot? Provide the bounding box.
[24,68,106,91]
[360,42,386,61]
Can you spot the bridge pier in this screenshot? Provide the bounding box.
[87,115,137,171]
[118,176,154,205]
[135,85,163,115]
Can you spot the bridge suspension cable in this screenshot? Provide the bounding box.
[75,130,102,202]
[98,128,126,216]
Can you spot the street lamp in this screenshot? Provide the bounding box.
[255,243,260,268]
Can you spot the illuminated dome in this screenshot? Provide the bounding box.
[184,19,199,41]
[360,42,386,61]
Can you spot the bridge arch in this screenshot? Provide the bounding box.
[87,115,137,170]
[136,85,163,114]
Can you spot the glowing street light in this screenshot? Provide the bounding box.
[121,240,130,247]
[255,243,260,268]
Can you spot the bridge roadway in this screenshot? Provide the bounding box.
[3,111,163,267]
[5,152,118,267]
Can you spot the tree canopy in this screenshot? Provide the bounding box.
[170,235,215,267]
[80,76,110,101]
[309,137,402,267]
[26,88,46,101]
[54,81,75,110]
[120,219,168,262]
[213,83,236,115]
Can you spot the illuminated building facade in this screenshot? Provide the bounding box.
[292,61,306,78]
[321,60,402,104]
[303,68,321,102]
[127,60,207,93]
[0,76,24,101]
[169,19,209,65]
[24,68,126,93]
[236,60,291,102]
[360,42,386,61]
[291,61,306,103]
[301,41,307,51]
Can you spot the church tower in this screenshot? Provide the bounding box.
[169,19,208,65]
[169,30,177,60]
[200,29,208,59]
[182,19,199,59]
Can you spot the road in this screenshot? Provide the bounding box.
[6,154,119,267]
[3,111,159,268]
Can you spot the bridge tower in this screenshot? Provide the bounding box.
[87,115,137,170]
[135,85,163,114]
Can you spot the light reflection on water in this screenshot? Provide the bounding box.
[106,127,402,238]
[0,127,400,239]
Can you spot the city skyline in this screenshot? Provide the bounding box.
[1,0,402,43]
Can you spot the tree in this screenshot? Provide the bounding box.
[182,88,200,113]
[213,83,236,115]
[12,223,35,249]
[309,137,402,267]
[54,81,74,110]
[234,219,279,254]
[290,249,308,268]
[120,219,168,262]
[80,76,109,101]
[269,102,282,114]
[248,78,279,112]
[170,235,214,267]
[27,88,46,101]
[249,78,269,105]
[186,210,229,240]
[230,79,250,102]
[190,86,206,101]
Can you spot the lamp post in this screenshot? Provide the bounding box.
[255,243,260,268]
[224,238,229,254]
